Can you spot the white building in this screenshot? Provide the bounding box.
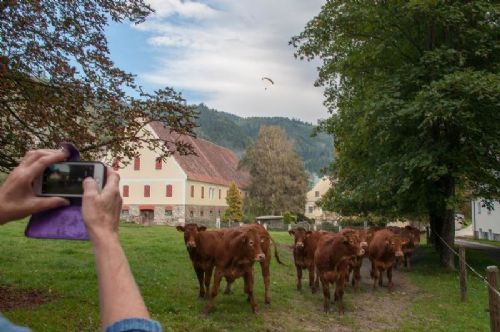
[304,177,338,221]
[471,199,500,241]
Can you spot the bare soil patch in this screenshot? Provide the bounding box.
[263,249,422,332]
[0,285,58,311]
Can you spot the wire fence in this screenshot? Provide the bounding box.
[431,229,500,299]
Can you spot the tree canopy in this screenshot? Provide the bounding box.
[0,0,197,172]
[292,1,500,268]
[241,125,308,216]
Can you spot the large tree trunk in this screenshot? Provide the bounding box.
[428,176,456,270]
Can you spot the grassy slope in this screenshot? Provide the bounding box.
[0,221,497,331]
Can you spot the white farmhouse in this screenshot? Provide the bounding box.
[471,199,500,241]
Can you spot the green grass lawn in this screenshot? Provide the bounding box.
[470,239,500,248]
[0,221,498,331]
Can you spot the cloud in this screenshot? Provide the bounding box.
[136,0,328,122]
[147,0,218,19]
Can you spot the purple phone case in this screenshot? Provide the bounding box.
[25,143,89,240]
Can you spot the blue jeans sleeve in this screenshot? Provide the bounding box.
[0,314,31,332]
[105,318,163,332]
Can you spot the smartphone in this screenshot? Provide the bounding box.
[34,161,107,197]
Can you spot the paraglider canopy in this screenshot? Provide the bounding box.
[261,77,274,90]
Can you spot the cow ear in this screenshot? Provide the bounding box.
[288,230,295,236]
[198,226,207,232]
[176,226,185,232]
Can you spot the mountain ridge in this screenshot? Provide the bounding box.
[194,104,333,176]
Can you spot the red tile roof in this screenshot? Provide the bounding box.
[149,122,251,189]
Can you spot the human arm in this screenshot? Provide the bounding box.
[81,169,152,330]
[0,149,70,225]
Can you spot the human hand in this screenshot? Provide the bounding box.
[0,149,70,225]
[82,168,122,244]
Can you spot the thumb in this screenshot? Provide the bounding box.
[33,197,70,212]
[82,177,98,196]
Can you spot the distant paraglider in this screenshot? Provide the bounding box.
[261,77,274,90]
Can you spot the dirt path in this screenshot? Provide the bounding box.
[263,248,421,332]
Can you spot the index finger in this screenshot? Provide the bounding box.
[103,167,120,193]
[19,149,66,166]
[28,150,69,176]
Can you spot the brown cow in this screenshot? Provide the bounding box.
[387,226,419,270]
[176,224,226,298]
[223,223,283,304]
[289,227,325,293]
[203,227,266,314]
[368,229,407,291]
[315,232,365,314]
[340,228,368,290]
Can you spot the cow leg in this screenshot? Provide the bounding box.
[296,265,303,291]
[378,267,384,287]
[260,260,271,304]
[223,279,233,295]
[203,268,223,315]
[244,270,258,314]
[308,265,317,294]
[352,265,361,291]
[335,276,346,315]
[204,267,213,299]
[405,254,412,270]
[320,275,331,313]
[371,262,380,290]
[194,266,205,298]
[387,266,394,291]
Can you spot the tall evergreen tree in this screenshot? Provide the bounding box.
[292,1,500,268]
[241,126,308,215]
[224,181,243,222]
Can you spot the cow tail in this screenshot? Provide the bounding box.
[270,236,285,265]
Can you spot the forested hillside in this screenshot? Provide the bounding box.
[194,104,333,175]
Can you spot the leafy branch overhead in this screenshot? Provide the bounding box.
[0,0,197,172]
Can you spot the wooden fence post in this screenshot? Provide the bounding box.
[459,246,467,301]
[425,226,430,244]
[487,266,500,332]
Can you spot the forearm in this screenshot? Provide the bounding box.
[92,236,150,330]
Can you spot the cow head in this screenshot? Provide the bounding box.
[234,229,266,262]
[405,226,421,245]
[341,232,364,257]
[176,223,207,249]
[288,227,311,250]
[341,229,366,256]
[385,235,405,258]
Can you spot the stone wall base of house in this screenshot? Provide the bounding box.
[122,204,225,226]
[184,205,227,224]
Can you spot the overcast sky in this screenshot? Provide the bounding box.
[106,0,327,123]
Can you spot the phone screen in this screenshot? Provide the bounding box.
[41,163,95,195]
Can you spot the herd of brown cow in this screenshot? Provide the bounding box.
[176,223,420,315]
